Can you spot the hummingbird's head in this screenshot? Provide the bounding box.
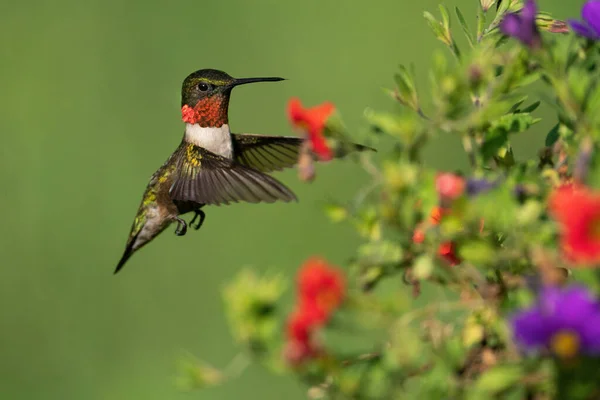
[180,69,284,127]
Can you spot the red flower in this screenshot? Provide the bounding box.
[412,227,426,244]
[297,257,345,323]
[284,306,321,364]
[412,207,445,244]
[429,206,449,224]
[412,206,461,266]
[287,98,335,161]
[283,257,346,365]
[436,173,465,200]
[438,242,461,266]
[287,307,315,343]
[549,184,600,264]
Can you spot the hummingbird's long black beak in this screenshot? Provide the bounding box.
[230,76,285,88]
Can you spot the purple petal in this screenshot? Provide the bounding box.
[521,0,538,22]
[500,10,540,48]
[511,308,555,349]
[569,19,600,39]
[537,286,562,313]
[553,286,600,326]
[583,0,600,38]
[579,314,600,353]
[500,14,523,37]
[466,178,499,196]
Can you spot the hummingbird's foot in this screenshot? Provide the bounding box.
[174,217,188,236]
[190,209,206,230]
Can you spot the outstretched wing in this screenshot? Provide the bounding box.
[232,134,302,173]
[169,143,297,206]
[232,133,375,173]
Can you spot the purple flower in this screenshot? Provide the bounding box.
[500,0,542,48]
[511,285,600,359]
[466,178,500,197]
[569,1,600,40]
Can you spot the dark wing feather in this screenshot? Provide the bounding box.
[232,134,303,173]
[169,143,297,206]
[232,133,375,173]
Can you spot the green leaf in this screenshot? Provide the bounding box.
[482,113,541,159]
[469,185,518,231]
[364,108,421,144]
[424,11,451,46]
[476,5,487,40]
[394,64,419,110]
[556,357,600,399]
[481,131,509,162]
[324,203,348,223]
[358,241,403,266]
[508,97,527,113]
[413,254,434,279]
[458,240,495,266]
[521,101,541,113]
[395,65,415,94]
[494,145,516,169]
[492,113,541,134]
[470,365,524,397]
[568,66,594,107]
[384,324,424,369]
[496,0,510,15]
[463,314,485,347]
[443,336,468,368]
[516,200,542,226]
[545,123,560,146]
[438,4,451,30]
[383,161,418,191]
[455,7,474,47]
[176,357,225,390]
[222,269,287,347]
[584,84,600,125]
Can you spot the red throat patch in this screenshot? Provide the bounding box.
[181,95,229,127]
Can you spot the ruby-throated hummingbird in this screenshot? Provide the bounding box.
[115,69,367,273]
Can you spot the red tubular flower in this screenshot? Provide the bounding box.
[412,226,426,244]
[284,308,319,365]
[297,257,345,323]
[413,206,461,266]
[438,242,461,266]
[287,98,335,161]
[283,257,346,365]
[436,173,465,200]
[549,184,600,264]
[429,206,449,225]
[286,306,321,347]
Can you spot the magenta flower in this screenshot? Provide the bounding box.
[569,1,600,39]
[511,286,600,359]
[500,0,542,48]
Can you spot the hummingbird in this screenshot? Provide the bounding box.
[115,69,368,274]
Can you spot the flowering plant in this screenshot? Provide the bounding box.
[179,1,600,398]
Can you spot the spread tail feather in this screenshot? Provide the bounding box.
[114,240,136,274]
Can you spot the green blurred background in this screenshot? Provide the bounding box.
[0,0,578,398]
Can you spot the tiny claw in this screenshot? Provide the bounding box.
[192,210,206,230]
[174,217,188,236]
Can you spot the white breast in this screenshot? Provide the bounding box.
[185,123,233,158]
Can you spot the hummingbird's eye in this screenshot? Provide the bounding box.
[198,82,211,92]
